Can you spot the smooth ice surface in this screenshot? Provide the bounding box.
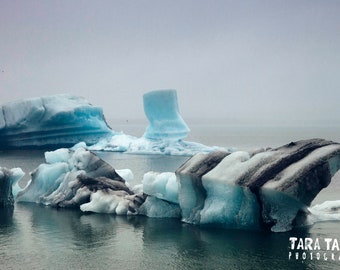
[138,196,181,218]
[142,172,178,203]
[143,89,190,140]
[0,94,113,149]
[308,200,340,224]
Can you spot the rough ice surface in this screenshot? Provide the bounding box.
[176,139,340,232]
[0,94,113,149]
[12,138,340,232]
[143,89,190,140]
[0,91,223,155]
[0,90,226,155]
[0,167,24,207]
[89,135,221,156]
[16,146,146,215]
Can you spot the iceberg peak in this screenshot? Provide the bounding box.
[143,89,190,140]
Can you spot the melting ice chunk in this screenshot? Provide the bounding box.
[143,89,190,140]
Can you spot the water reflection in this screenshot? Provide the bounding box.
[1,203,340,270]
[0,208,14,226]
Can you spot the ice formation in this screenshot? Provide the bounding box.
[87,89,223,155]
[16,146,146,215]
[176,139,340,232]
[0,167,24,208]
[143,89,190,140]
[0,91,221,155]
[88,136,221,156]
[0,94,113,149]
[13,138,340,232]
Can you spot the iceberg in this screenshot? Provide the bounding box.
[0,94,113,149]
[88,89,223,155]
[16,146,146,215]
[13,138,340,232]
[143,89,190,140]
[0,90,222,155]
[0,167,24,208]
[176,139,340,232]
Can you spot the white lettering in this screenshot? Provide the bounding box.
[305,238,313,250]
[289,237,298,249]
[297,238,304,250]
[332,239,339,251]
[314,238,321,250]
[325,238,332,250]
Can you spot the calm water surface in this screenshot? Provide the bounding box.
[1,125,340,269]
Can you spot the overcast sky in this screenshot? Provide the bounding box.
[1,0,339,125]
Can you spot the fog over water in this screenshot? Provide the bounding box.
[1,0,340,126]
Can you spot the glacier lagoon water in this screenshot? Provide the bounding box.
[1,124,340,269]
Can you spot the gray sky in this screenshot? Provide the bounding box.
[1,0,340,125]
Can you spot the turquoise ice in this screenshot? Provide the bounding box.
[143,89,190,140]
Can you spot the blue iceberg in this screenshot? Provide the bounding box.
[143,89,190,140]
[0,94,113,149]
[14,139,340,232]
[0,91,221,155]
[175,139,340,232]
[88,89,223,155]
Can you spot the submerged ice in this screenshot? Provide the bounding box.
[13,138,340,232]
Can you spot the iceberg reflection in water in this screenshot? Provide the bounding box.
[2,203,339,270]
[11,139,340,233]
[1,149,340,269]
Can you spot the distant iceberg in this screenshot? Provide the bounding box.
[143,89,190,140]
[0,94,113,149]
[0,91,223,155]
[87,89,224,155]
[14,139,340,232]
